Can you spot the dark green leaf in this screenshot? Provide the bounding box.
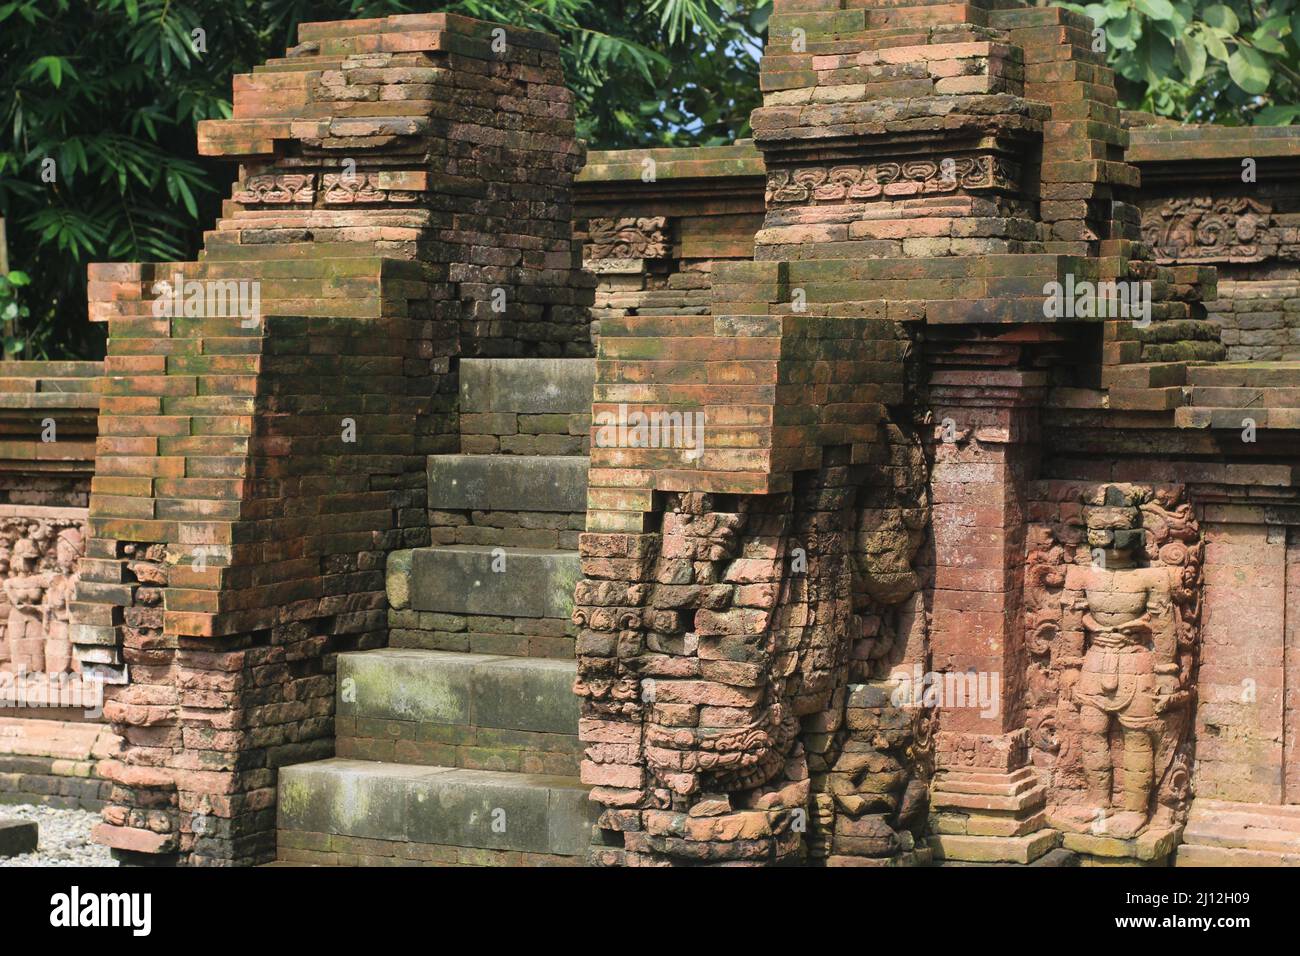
[1228,46,1272,94]
[1176,34,1207,83]
[1203,4,1240,33]
[1134,0,1175,21]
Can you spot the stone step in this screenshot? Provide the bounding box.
[427,454,588,514]
[1189,385,1300,409]
[460,358,595,418]
[1186,361,1300,388]
[1175,405,1300,429]
[1181,799,1300,856]
[387,545,581,619]
[335,649,580,773]
[277,759,596,865]
[1176,844,1300,867]
[1189,798,1300,827]
[1182,823,1300,855]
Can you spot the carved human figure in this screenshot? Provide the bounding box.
[3,537,51,672]
[42,528,84,674]
[0,544,9,668]
[1057,487,1182,838]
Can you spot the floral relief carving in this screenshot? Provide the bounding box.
[584,216,670,260]
[1140,196,1273,263]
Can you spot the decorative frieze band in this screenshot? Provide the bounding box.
[233,174,316,205]
[584,216,669,260]
[765,155,1020,206]
[233,171,425,205]
[1140,196,1280,263]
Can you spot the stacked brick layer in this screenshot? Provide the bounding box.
[79,13,592,865]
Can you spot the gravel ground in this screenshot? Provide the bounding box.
[0,804,116,867]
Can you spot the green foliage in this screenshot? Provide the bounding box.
[0,0,769,357]
[1056,0,1300,123]
[0,269,33,358]
[9,0,1296,358]
[435,0,770,147]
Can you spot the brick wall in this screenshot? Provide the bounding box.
[78,13,593,865]
[1207,277,1300,362]
[0,361,117,810]
[1197,519,1288,804]
[575,144,765,343]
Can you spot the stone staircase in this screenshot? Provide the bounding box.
[276,358,599,865]
[1175,799,1300,866]
[1175,361,1300,430]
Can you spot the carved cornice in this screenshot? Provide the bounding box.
[584,216,669,260]
[321,172,418,205]
[233,174,316,205]
[1140,196,1275,263]
[765,154,1020,206]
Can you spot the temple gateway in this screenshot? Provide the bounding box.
[3,0,1300,868]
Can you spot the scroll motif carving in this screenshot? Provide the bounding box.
[1025,483,1201,839]
[765,155,1020,205]
[1140,196,1272,263]
[321,172,417,205]
[584,216,669,260]
[233,174,316,205]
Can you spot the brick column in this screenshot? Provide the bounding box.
[78,13,592,865]
[1196,515,1289,804]
[926,362,1061,863]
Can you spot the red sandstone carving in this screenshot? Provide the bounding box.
[0,517,85,676]
[1141,196,1273,263]
[584,217,670,261]
[765,156,1020,205]
[1026,483,1201,841]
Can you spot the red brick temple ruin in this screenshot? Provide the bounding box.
[2,2,1299,867]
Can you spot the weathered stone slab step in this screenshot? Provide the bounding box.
[929,829,1062,865]
[277,759,596,864]
[1176,799,1300,865]
[1175,405,1300,429]
[335,649,580,773]
[339,649,578,732]
[1182,798,1300,837]
[427,454,588,513]
[1186,361,1300,387]
[1187,805,1300,832]
[1176,844,1300,866]
[460,358,595,417]
[387,545,581,619]
[1181,823,1300,855]
[1186,382,1300,409]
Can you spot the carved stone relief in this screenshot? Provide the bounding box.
[1025,483,1200,840]
[0,511,87,676]
[320,171,419,204]
[765,155,1020,206]
[1140,196,1273,263]
[575,437,932,865]
[584,217,669,260]
[233,174,317,205]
